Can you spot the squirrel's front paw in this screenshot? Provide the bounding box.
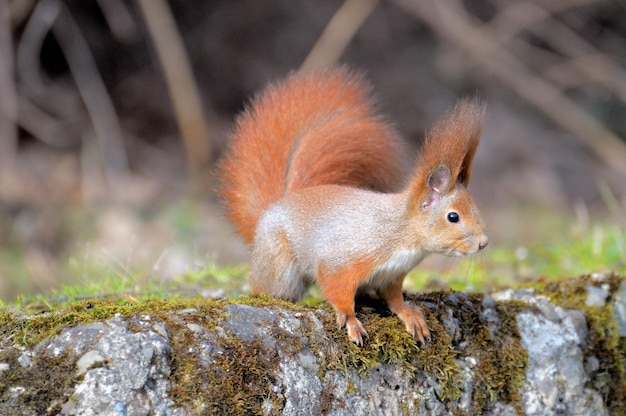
[396,304,430,345]
[337,313,368,346]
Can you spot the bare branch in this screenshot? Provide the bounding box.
[95,0,137,43]
[486,0,626,103]
[15,0,83,149]
[301,0,379,71]
[390,0,626,176]
[136,0,212,195]
[0,0,17,167]
[52,0,129,176]
[527,3,626,103]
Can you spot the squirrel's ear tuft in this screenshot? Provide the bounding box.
[409,98,486,209]
[451,98,486,187]
[418,97,486,188]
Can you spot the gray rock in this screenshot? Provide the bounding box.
[224,304,281,348]
[512,306,607,416]
[520,314,603,415]
[562,310,588,346]
[585,285,608,307]
[75,349,106,377]
[13,317,185,416]
[535,298,561,322]
[17,353,31,368]
[2,275,624,415]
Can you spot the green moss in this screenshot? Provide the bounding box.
[208,335,283,414]
[1,295,300,414]
[413,293,529,414]
[0,289,530,415]
[4,274,625,414]
[165,307,302,415]
[237,293,307,311]
[0,309,18,344]
[303,291,529,414]
[0,348,79,415]
[4,297,229,346]
[469,300,528,414]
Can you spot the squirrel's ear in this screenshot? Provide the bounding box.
[422,165,451,209]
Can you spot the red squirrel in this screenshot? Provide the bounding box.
[220,67,488,345]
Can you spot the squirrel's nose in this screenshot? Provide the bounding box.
[478,235,489,251]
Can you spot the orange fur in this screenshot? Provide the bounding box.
[219,67,488,345]
[219,67,408,243]
[378,275,429,343]
[318,258,376,345]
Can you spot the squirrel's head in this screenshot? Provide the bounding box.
[407,98,488,256]
[415,165,488,256]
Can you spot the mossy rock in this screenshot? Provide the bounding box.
[0,272,624,415]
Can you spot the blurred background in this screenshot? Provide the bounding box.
[0,0,625,303]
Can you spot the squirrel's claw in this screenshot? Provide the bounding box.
[337,313,368,346]
[395,304,430,345]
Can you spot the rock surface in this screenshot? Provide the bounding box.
[1,273,624,415]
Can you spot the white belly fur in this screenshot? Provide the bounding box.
[365,248,425,290]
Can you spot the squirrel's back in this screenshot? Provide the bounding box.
[219,67,409,243]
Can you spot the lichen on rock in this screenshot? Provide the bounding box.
[0,272,624,415]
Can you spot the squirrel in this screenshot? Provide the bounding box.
[219,67,488,346]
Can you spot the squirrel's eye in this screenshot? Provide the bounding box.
[447,212,460,223]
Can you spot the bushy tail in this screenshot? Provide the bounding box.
[219,67,408,243]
